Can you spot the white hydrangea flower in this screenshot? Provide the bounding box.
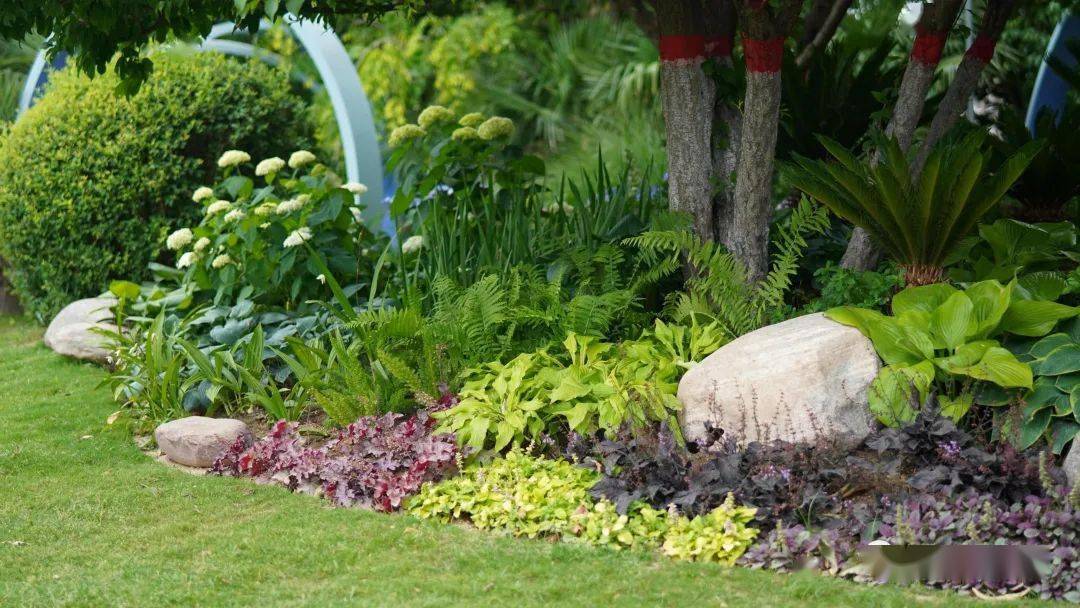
[192,186,214,203]
[176,251,199,269]
[193,237,211,252]
[255,157,286,177]
[166,228,193,250]
[206,200,232,216]
[342,182,368,195]
[276,198,304,215]
[224,209,247,223]
[211,253,234,269]
[254,202,276,217]
[349,206,363,223]
[288,150,317,169]
[402,235,424,254]
[217,150,251,168]
[283,227,313,248]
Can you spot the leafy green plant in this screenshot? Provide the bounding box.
[409,450,759,560]
[827,280,1078,427]
[627,199,830,341]
[801,261,905,314]
[99,312,188,428]
[660,494,759,565]
[945,219,1079,295]
[436,320,725,451]
[0,52,311,320]
[785,132,1044,285]
[997,318,1080,452]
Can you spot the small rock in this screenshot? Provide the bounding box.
[678,312,880,447]
[43,297,118,364]
[1064,445,1080,489]
[154,417,251,468]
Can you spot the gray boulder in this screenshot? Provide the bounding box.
[43,297,118,364]
[677,312,880,447]
[154,417,251,468]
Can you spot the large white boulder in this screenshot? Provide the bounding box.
[678,312,880,447]
[154,417,252,468]
[43,297,118,364]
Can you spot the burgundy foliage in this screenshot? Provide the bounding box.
[211,411,457,512]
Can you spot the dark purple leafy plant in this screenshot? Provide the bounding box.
[211,411,457,512]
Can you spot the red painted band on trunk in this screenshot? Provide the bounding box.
[966,33,998,63]
[659,35,705,61]
[911,29,947,66]
[705,36,734,58]
[742,36,785,73]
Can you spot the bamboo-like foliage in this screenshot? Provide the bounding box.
[785,132,1044,284]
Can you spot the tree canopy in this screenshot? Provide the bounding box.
[0,1,451,91]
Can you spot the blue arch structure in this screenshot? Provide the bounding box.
[1026,14,1080,135]
[18,18,390,233]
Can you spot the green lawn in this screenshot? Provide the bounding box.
[0,316,1042,607]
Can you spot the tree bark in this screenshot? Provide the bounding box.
[799,0,834,47]
[730,0,803,282]
[795,0,853,68]
[657,0,716,243]
[703,0,741,248]
[840,0,965,271]
[911,0,1017,177]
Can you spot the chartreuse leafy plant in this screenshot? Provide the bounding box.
[408,450,759,562]
[435,320,726,451]
[785,131,1043,286]
[827,280,1078,428]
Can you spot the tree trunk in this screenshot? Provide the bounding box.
[799,0,834,47]
[657,0,716,243]
[912,0,1017,176]
[840,0,964,271]
[730,0,803,282]
[704,0,740,248]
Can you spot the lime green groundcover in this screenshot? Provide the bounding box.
[0,317,1047,607]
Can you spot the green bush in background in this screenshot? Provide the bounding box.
[0,51,311,321]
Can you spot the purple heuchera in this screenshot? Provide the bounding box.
[211,411,456,512]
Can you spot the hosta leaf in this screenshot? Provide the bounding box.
[549,375,592,402]
[939,393,974,423]
[1050,419,1080,454]
[957,347,1033,389]
[999,299,1079,337]
[468,417,490,449]
[1029,333,1072,359]
[964,280,1012,339]
[867,362,933,427]
[892,283,958,316]
[1034,343,1080,376]
[929,292,974,349]
[1018,407,1053,450]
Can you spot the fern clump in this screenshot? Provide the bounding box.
[626,199,830,340]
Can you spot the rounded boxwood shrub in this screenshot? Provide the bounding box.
[0,51,311,320]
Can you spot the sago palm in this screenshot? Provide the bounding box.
[784,131,1043,285]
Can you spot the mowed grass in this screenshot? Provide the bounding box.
[0,316,1044,607]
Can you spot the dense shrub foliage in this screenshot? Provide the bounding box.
[0,52,310,319]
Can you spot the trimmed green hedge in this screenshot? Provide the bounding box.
[0,52,311,320]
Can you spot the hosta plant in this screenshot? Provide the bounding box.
[785,131,1043,285]
[827,280,1078,427]
[435,320,726,451]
